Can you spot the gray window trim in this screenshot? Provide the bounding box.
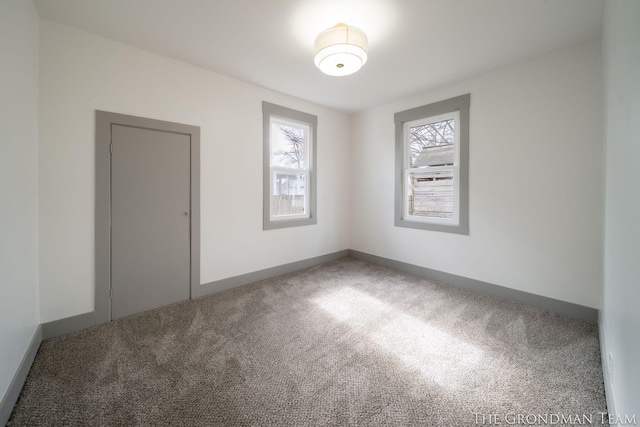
[394,94,470,234]
[263,101,318,230]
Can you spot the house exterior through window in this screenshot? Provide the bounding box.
[395,94,470,234]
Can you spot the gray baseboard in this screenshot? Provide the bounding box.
[42,311,97,340]
[194,250,350,298]
[39,248,598,342]
[40,251,352,340]
[349,250,598,324]
[598,311,616,417]
[0,325,42,426]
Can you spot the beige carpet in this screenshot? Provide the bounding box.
[9,258,608,426]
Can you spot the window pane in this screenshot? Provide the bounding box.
[272,172,306,217]
[271,123,307,168]
[409,119,455,166]
[395,94,469,233]
[263,101,317,229]
[408,170,454,219]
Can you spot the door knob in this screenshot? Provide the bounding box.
[183,212,189,216]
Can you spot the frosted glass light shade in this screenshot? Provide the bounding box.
[314,24,368,77]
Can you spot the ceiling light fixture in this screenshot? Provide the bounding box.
[314,23,368,77]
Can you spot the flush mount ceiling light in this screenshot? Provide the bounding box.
[314,23,368,77]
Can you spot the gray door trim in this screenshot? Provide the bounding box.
[95,110,200,324]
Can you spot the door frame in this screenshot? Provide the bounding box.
[95,110,200,324]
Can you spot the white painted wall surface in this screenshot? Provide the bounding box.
[39,21,351,322]
[350,41,604,308]
[601,0,640,418]
[0,0,40,402]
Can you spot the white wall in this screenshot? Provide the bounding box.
[601,0,640,418]
[350,41,604,308]
[39,21,351,322]
[0,0,40,403]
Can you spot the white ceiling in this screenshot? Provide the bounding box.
[33,0,604,113]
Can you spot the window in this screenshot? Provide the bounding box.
[395,94,470,234]
[263,101,317,229]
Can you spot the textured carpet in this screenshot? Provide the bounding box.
[9,258,608,426]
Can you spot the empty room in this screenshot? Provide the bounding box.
[1,0,638,425]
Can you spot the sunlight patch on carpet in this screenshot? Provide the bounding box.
[312,286,484,389]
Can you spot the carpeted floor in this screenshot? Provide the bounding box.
[9,258,608,426]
